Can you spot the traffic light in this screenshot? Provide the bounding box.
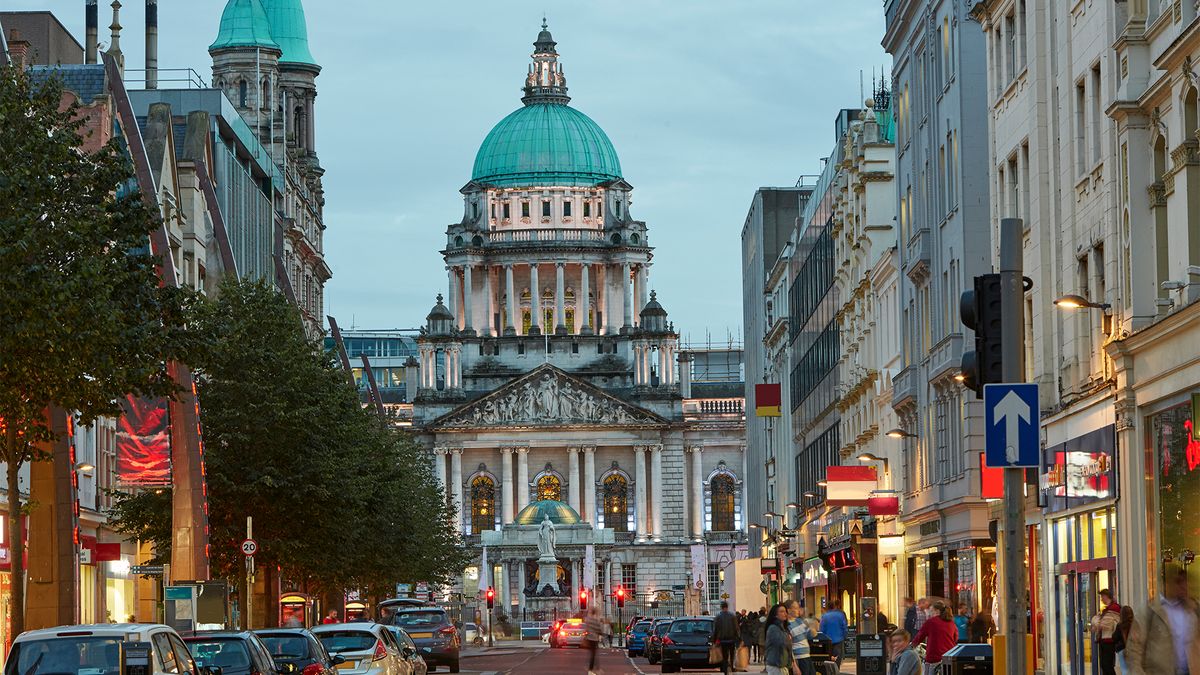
[485,587,495,609]
[960,273,1003,398]
[579,588,589,611]
[615,586,626,608]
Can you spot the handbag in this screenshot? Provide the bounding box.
[709,643,723,665]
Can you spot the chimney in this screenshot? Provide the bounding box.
[145,0,157,88]
[8,29,30,69]
[85,0,98,64]
[404,356,420,402]
[106,0,123,76]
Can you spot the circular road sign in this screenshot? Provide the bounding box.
[241,539,258,556]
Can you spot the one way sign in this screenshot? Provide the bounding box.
[984,383,1039,468]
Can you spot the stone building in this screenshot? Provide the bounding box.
[407,24,747,621]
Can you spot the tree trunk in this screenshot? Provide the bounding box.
[6,425,24,639]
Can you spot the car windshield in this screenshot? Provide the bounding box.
[315,632,376,654]
[256,636,308,659]
[5,637,123,675]
[654,623,672,636]
[633,622,652,633]
[394,611,446,627]
[670,620,714,634]
[186,640,252,670]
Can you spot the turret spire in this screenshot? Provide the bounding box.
[522,20,570,105]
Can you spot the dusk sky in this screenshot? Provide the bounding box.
[11,1,891,345]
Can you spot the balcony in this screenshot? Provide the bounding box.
[927,333,964,383]
[684,397,745,421]
[487,228,608,245]
[892,365,921,409]
[903,228,931,283]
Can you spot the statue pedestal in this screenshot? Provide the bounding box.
[536,557,560,594]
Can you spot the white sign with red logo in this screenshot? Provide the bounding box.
[825,466,878,506]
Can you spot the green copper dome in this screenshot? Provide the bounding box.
[209,0,279,52]
[471,103,623,188]
[514,500,582,526]
[259,0,318,67]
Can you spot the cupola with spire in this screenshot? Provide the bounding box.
[639,291,670,334]
[425,294,456,337]
[523,18,569,105]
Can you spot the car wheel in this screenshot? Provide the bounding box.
[661,664,679,673]
[448,660,459,674]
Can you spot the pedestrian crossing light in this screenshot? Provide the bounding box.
[579,588,589,610]
[616,586,626,608]
[485,587,495,609]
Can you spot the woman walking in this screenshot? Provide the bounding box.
[1114,605,1134,675]
[911,600,958,675]
[763,604,795,675]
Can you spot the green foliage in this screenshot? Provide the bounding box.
[109,280,469,592]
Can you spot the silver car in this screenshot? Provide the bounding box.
[310,623,411,675]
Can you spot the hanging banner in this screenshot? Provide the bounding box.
[689,543,706,588]
[116,395,171,486]
[826,465,878,506]
[754,383,782,417]
[583,545,595,589]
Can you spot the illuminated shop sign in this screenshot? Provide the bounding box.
[802,557,829,589]
[1040,425,1116,512]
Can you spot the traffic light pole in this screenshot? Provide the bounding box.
[999,217,1027,675]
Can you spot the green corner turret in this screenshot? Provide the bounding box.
[259,0,318,68]
[209,0,279,52]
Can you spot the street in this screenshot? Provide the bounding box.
[460,644,703,675]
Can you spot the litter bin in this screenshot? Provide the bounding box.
[941,643,993,674]
[854,634,886,675]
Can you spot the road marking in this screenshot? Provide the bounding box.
[623,649,648,675]
[499,647,545,674]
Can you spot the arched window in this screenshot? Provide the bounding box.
[601,474,629,532]
[470,476,495,536]
[261,79,270,110]
[536,474,561,501]
[238,80,248,107]
[710,474,736,532]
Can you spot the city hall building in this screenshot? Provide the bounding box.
[405,24,748,621]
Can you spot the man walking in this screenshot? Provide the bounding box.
[714,600,741,675]
[820,600,849,666]
[1126,567,1200,675]
[584,605,606,675]
[903,598,919,634]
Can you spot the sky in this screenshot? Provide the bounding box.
[10,0,891,345]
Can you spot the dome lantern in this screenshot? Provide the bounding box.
[522,20,569,106]
[425,294,456,336]
[640,290,669,333]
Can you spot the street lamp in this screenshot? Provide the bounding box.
[857,452,890,473]
[74,462,95,473]
[1053,293,1111,311]
[785,502,801,510]
[885,428,916,439]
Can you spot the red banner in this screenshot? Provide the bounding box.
[116,395,171,486]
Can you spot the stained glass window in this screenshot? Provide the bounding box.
[470,476,495,535]
[536,474,561,501]
[602,474,629,532]
[711,474,736,532]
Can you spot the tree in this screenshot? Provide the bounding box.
[0,65,197,633]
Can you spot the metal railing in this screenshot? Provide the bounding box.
[123,68,209,89]
[487,228,607,243]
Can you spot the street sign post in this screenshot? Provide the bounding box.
[984,383,1039,468]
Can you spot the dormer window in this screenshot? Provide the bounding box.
[503,203,511,219]
[521,202,530,218]
[542,201,552,218]
[583,202,591,217]
[615,200,622,218]
[563,200,572,217]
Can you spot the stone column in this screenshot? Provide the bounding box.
[658,346,668,387]
[462,265,474,334]
[583,445,597,526]
[638,265,649,316]
[689,446,704,538]
[482,264,494,337]
[450,448,464,533]
[598,264,610,335]
[447,267,459,324]
[580,263,593,335]
[555,262,566,334]
[433,448,447,493]
[622,262,633,331]
[516,447,530,510]
[305,96,315,151]
[501,447,514,524]
[634,445,648,541]
[529,263,541,334]
[568,447,581,514]
[650,444,663,542]
[505,265,517,335]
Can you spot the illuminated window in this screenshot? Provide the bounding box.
[710,474,736,532]
[536,474,561,501]
[602,474,629,532]
[470,476,496,535]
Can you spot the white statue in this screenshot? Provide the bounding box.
[537,514,557,559]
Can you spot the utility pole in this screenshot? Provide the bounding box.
[246,516,254,630]
[999,218,1027,674]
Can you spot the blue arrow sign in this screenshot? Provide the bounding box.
[984,383,1039,468]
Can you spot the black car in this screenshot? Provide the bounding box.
[185,632,282,675]
[643,618,675,665]
[659,617,715,673]
[392,607,460,673]
[255,628,342,675]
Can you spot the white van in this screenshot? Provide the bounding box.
[5,624,220,675]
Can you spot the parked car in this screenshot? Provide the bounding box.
[382,627,428,675]
[309,623,411,675]
[184,631,284,675]
[625,620,653,657]
[643,618,675,665]
[459,623,482,647]
[390,607,460,673]
[255,628,341,675]
[377,599,429,625]
[5,623,218,675]
[659,617,715,673]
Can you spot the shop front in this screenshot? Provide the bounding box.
[801,556,829,615]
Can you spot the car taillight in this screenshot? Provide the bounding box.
[302,664,323,675]
[372,639,388,661]
[661,635,674,646]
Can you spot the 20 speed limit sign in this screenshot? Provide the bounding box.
[241,539,258,556]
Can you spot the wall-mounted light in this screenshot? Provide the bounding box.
[1053,294,1111,311]
[885,428,916,439]
[74,462,95,473]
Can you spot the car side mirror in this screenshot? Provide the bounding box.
[330,655,346,666]
[401,648,414,658]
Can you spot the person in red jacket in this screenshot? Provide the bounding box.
[911,600,958,673]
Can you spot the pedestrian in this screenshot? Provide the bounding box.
[903,598,919,634]
[913,598,930,634]
[714,600,740,675]
[911,600,957,675]
[755,609,768,663]
[784,599,815,675]
[968,610,995,643]
[1115,605,1134,675]
[739,611,756,666]
[1090,588,1122,675]
[819,600,849,667]
[887,629,921,675]
[1126,566,1200,675]
[322,609,340,625]
[953,605,970,642]
[583,605,605,675]
[763,604,795,675]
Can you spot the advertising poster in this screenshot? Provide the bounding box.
[116,395,171,486]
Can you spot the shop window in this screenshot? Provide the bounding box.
[536,474,561,501]
[601,474,629,532]
[470,476,496,535]
[710,474,736,531]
